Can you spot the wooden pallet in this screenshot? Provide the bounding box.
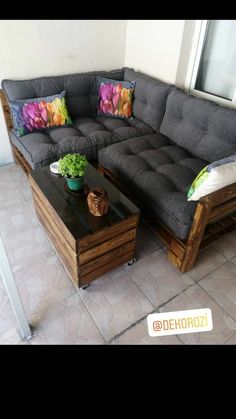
[29,171,139,288]
[97,165,236,272]
[0,89,32,175]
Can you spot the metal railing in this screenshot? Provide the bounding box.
[0,233,33,341]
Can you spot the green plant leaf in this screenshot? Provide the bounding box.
[58,153,88,178]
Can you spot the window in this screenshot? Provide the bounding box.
[190,20,236,107]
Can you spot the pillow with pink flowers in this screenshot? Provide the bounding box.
[9,90,72,137]
[97,76,135,119]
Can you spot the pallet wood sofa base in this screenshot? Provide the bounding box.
[97,164,236,272]
[2,67,236,273]
[12,143,32,175]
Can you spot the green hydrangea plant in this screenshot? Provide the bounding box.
[58,153,88,178]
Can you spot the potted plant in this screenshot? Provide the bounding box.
[58,153,88,191]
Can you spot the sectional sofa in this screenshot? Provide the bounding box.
[1,68,157,170]
[2,67,236,273]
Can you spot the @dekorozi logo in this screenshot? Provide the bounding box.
[147,308,213,337]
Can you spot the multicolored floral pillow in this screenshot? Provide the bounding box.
[9,91,72,137]
[97,76,135,119]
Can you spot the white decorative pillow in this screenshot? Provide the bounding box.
[187,155,236,201]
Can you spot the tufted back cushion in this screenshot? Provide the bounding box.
[2,69,125,120]
[160,87,236,163]
[124,68,173,131]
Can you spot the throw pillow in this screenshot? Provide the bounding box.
[187,155,236,201]
[97,76,135,119]
[9,91,72,137]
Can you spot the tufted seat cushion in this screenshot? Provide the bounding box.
[74,116,154,141]
[98,133,207,240]
[10,116,154,169]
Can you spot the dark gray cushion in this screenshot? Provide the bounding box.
[98,133,207,240]
[2,69,125,119]
[10,129,110,169]
[160,87,236,163]
[73,116,154,141]
[10,116,153,169]
[124,68,173,131]
[10,131,58,169]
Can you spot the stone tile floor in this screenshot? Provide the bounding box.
[1,163,236,345]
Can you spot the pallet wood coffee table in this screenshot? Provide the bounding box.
[29,164,140,288]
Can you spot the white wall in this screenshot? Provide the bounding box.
[124,20,185,84]
[0,20,189,166]
[0,102,13,165]
[0,20,127,81]
[0,20,127,165]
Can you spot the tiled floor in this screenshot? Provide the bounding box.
[1,163,236,345]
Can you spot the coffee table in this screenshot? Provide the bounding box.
[29,164,140,288]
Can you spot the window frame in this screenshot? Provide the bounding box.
[189,19,236,109]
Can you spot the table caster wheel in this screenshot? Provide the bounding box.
[82,284,89,290]
[125,258,137,266]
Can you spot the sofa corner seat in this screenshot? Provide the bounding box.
[98,85,236,272]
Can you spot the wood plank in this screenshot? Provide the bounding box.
[35,208,79,287]
[79,228,136,264]
[0,89,26,171]
[13,145,32,175]
[168,250,183,270]
[169,239,185,260]
[34,201,78,275]
[11,146,21,168]
[201,221,236,249]
[29,174,77,252]
[180,201,212,272]
[202,182,236,206]
[80,240,136,276]
[32,190,77,264]
[0,90,32,174]
[208,199,236,223]
[205,217,235,239]
[79,215,139,252]
[0,89,13,131]
[79,250,135,287]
